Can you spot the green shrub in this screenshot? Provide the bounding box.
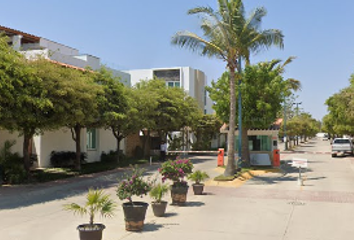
[0,140,28,184]
[50,151,87,168]
[100,150,126,162]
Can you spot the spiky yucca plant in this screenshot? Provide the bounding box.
[188,170,209,184]
[149,183,169,203]
[63,188,116,227]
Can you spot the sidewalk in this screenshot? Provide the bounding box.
[2,149,354,240]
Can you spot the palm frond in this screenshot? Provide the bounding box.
[172,31,226,60]
[285,78,302,91]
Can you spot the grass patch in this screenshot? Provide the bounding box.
[214,174,237,181]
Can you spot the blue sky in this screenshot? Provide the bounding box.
[1,0,354,121]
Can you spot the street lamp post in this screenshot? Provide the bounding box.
[284,100,288,150]
[293,102,302,116]
[293,102,302,145]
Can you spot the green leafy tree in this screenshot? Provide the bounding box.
[172,0,284,176]
[134,79,201,157]
[325,81,354,136]
[94,67,130,162]
[191,114,223,150]
[60,68,104,171]
[0,46,81,173]
[207,59,300,165]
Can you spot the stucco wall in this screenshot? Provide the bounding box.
[125,69,154,87]
[40,129,79,167]
[0,130,24,156]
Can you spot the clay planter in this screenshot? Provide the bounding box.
[151,201,168,217]
[192,183,205,195]
[77,224,105,240]
[170,184,189,205]
[122,202,149,231]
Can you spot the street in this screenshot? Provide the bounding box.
[1,139,354,240]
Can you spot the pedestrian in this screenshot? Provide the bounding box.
[160,141,167,162]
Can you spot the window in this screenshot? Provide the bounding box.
[167,81,180,88]
[87,128,97,150]
[235,135,272,151]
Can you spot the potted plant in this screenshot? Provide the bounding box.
[188,170,210,195]
[117,165,152,231]
[159,158,193,205]
[149,182,169,217]
[63,188,116,240]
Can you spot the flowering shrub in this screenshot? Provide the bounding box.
[158,158,193,187]
[116,165,152,203]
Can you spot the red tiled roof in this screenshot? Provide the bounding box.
[47,59,89,72]
[0,25,40,43]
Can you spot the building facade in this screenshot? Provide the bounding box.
[125,67,213,114]
[0,25,130,167]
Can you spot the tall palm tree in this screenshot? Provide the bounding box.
[172,0,284,176]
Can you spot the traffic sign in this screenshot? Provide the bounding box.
[291,158,308,168]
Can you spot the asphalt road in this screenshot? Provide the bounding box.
[1,139,354,240]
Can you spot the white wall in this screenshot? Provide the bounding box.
[0,131,24,155]
[73,55,100,70]
[125,69,154,87]
[40,129,78,167]
[39,38,79,56]
[20,49,49,60]
[107,67,131,87]
[205,94,214,114]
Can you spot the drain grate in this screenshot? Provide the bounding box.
[288,200,305,206]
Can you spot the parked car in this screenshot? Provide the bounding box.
[331,138,353,157]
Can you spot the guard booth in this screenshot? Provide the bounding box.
[220,125,280,167]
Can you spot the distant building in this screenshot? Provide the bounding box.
[0,25,130,86]
[0,25,130,167]
[125,67,214,114]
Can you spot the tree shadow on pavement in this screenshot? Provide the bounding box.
[178,201,205,207]
[163,212,178,218]
[245,163,318,185]
[0,164,162,210]
[142,223,164,232]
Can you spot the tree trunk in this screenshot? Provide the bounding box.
[116,137,123,163]
[224,66,236,177]
[241,125,250,167]
[142,129,150,159]
[112,128,123,163]
[23,132,33,175]
[74,124,82,171]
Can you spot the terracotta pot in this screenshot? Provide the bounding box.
[192,183,204,195]
[170,184,189,205]
[151,201,168,217]
[77,224,105,240]
[122,202,148,231]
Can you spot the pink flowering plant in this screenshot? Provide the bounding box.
[116,165,152,203]
[158,158,194,187]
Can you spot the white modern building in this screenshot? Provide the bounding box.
[125,67,213,114]
[0,25,130,167]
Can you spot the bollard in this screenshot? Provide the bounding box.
[217,148,224,166]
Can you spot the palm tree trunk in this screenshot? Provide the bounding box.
[224,66,236,176]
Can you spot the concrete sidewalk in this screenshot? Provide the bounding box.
[1,145,354,240]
